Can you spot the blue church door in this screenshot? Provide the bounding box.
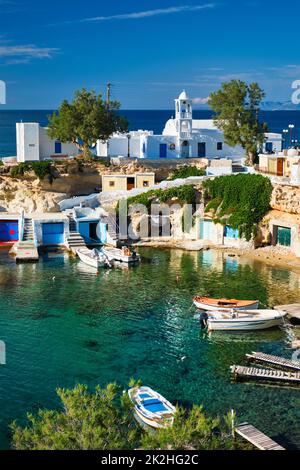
[159,144,167,158]
[198,142,206,157]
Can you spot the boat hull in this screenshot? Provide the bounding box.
[77,249,106,269]
[193,298,259,311]
[208,314,286,331]
[128,386,175,430]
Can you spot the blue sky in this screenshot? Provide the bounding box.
[1,0,300,109]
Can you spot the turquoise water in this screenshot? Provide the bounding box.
[0,247,299,449]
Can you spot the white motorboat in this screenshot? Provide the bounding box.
[77,248,111,269]
[102,246,140,265]
[207,309,287,331]
[193,296,259,311]
[128,386,176,429]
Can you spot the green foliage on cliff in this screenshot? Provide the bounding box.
[11,382,245,451]
[203,174,273,241]
[169,165,206,180]
[10,162,54,182]
[124,185,197,210]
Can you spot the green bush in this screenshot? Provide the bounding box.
[169,165,206,180]
[10,161,54,183]
[203,173,273,240]
[0,159,4,167]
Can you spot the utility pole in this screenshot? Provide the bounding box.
[106,82,112,108]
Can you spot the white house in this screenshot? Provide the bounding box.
[16,123,79,163]
[97,90,282,160]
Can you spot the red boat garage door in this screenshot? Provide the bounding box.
[0,220,19,242]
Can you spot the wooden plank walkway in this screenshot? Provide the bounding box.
[230,365,300,384]
[246,351,300,371]
[235,423,285,450]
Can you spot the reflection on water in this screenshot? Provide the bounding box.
[0,247,299,449]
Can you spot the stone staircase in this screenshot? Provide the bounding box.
[23,218,34,241]
[66,215,86,254]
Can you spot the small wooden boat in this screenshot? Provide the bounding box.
[128,386,176,429]
[193,296,259,311]
[102,246,140,265]
[77,248,111,269]
[207,309,287,331]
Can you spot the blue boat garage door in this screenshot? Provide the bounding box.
[42,223,64,245]
[0,220,19,242]
[200,220,213,240]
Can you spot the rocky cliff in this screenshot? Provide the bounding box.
[270,184,300,215]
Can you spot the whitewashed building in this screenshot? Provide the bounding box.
[16,123,79,163]
[97,90,282,160]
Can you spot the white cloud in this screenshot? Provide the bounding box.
[192,97,209,104]
[54,4,217,25]
[0,44,59,64]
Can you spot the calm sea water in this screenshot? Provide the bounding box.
[0,247,299,449]
[1,110,300,157]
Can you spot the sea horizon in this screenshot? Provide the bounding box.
[2,109,300,158]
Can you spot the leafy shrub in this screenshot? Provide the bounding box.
[203,174,273,240]
[169,165,206,180]
[0,159,4,167]
[10,161,55,183]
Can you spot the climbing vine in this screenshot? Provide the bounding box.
[121,184,197,210]
[203,174,273,241]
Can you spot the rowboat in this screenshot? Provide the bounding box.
[193,296,259,311]
[207,309,287,331]
[77,248,111,269]
[128,386,176,429]
[102,246,140,265]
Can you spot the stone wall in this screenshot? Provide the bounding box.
[271,184,300,215]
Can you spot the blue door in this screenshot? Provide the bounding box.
[265,142,273,153]
[224,226,239,239]
[0,221,19,242]
[277,226,291,247]
[159,144,167,158]
[200,220,212,240]
[42,223,64,245]
[198,142,206,157]
[55,141,62,154]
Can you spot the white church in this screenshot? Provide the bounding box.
[97,90,282,160]
[16,90,282,163]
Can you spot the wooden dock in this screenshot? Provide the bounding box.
[230,365,300,384]
[246,351,300,371]
[235,423,285,450]
[274,304,300,322]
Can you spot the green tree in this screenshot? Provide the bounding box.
[141,406,237,450]
[209,80,267,165]
[11,382,247,451]
[11,383,139,450]
[47,89,128,159]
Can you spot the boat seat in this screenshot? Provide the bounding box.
[139,393,152,399]
[142,399,168,413]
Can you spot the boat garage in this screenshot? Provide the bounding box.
[42,222,65,246]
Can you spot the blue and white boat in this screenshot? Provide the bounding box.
[128,386,176,429]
